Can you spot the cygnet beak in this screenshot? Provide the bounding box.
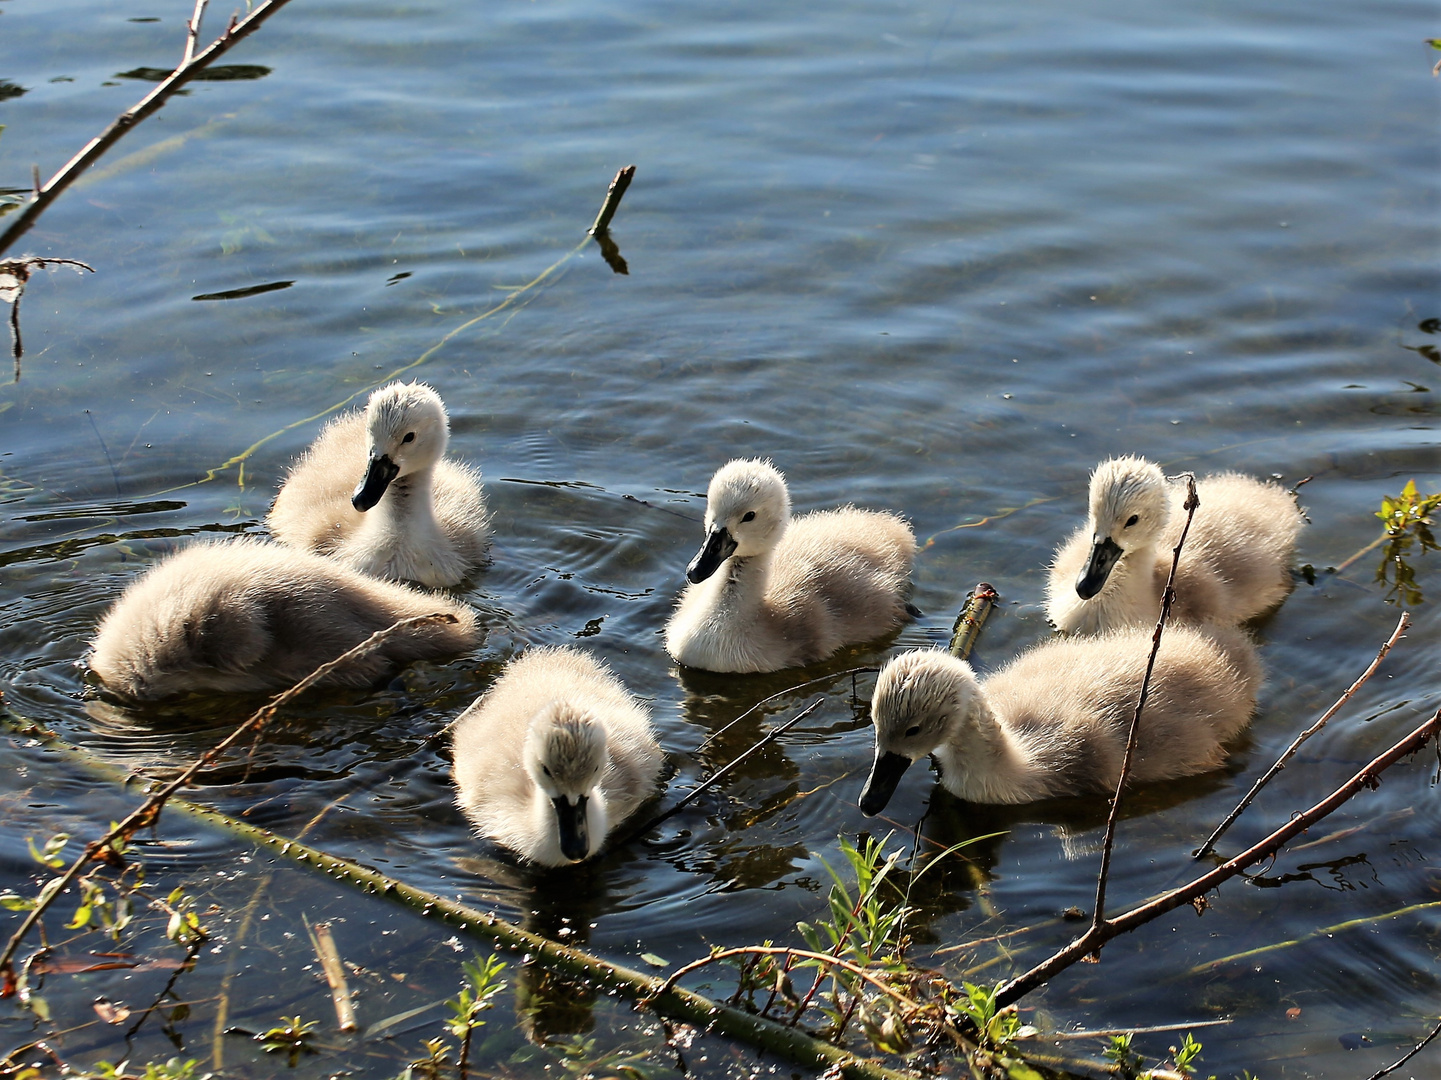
[1075,535,1124,600]
[859,751,913,816]
[686,525,738,584]
[352,454,401,511]
[553,794,591,862]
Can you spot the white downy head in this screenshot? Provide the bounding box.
[523,701,610,862]
[352,382,451,511]
[859,650,979,815]
[686,459,792,583]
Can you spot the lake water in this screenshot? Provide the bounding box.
[1,0,1439,1076]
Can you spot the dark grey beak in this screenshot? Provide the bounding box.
[686,525,738,584]
[1075,536,1125,600]
[553,794,591,862]
[859,751,914,817]
[352,454,401,511]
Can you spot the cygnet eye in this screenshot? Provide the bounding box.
[541,764,552,778]
[402,432,416,444]
[905,725,921,738]
[1124,514,1139,528]
[740,511,756,523]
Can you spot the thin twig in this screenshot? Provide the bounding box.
[183,0,210,67]
[1091,474,1200,937]
[992,704,1441,1009]
[0,613,454,984]
[0,0,298,258]
[1,257,96,376]
[634,697,825,836]
[589,165,636,236]
[947,582,998,660]
[1194,611,1411,859]
[1368,1013,1441,1079]
[696,669,876,754]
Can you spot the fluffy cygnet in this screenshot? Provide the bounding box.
[268,382,489,587]
[664,459,916,673]
[452,647,663,867]
[1046,456,1305,636]
[859,623,1261,812]
[89,537,480,701]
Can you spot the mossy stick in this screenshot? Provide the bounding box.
[947,582,998,660]
[0,707,915,1080]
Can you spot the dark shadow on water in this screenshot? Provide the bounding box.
[117,64,271,82]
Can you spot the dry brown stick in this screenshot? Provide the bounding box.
[0,0,296,258]
[307,919,358,1033]
[992,704,1441,1009]
[0,612,454,985]
[947,582,998,660]
[589,165,636,236]
[1194,610,1411,859]
[1091,474,1200,936]
[1367,1013,1441,1079]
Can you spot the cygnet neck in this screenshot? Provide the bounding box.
[931,688,1038,804]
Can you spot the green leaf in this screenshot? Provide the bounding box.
[66,903,93,930]
[0,891,36,912]
[640,952,668,968]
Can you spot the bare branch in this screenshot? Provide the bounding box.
[992,704,1441,1009]
[0,0,297,258]
[1091,474,1200,937]
[1194,610,1411,859]
[183,0,211,67]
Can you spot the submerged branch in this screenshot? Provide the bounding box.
[1194,610,1411,859]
